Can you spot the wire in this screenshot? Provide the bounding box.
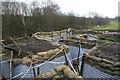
[12,68,30,79]
[20,61,33,80]
[64,50,78,74]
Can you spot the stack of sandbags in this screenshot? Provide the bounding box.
[35,65,83,80]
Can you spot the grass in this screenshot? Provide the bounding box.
[94,21,119,30]
[96,39,115,44]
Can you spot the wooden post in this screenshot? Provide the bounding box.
[71,29,73,35]
[0,60,2,80]
[66,29,67,36]
[52,32,54,41]
[10,37,17,45]
[10,51,13,80]
[63,49,68,65]
[1,74,7,80]
[31,55,36,77]
[37,67,40,76]
[60,31,61,39]
[77,40,80,61]
[33,66,36,77]
[80,53,85,76]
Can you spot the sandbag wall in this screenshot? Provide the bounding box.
[35,65,83,80]
[12,36,69,66]
[60,37,96,48]
[84,47,120,76]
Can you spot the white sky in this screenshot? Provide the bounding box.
[3,0,120,18]
[52,0,120,18]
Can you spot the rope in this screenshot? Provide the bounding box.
[78,42,85,74]
[12,48,64,79]
[47,56,82,64]
[11,47,83,79]
[33,48,64,68]
[64,49,78,74]
[12,69,29,79]
[11,54,82,79]
[66,53,78,74]
[47,61,65,64]
[20,61,33,80]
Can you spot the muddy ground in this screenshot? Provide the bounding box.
[4,37,59,58]
[91,43,120,62]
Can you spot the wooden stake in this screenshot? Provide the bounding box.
[80,53,85,76]
[18,49,21,56]
[52,32,54,41]
[60,31,61,38]
[10,51,13,80]
[0,41,5,46]
[31,55,36,77]
[37,67,40,76]
[66,29,67,36]
[10,37,17,45]
[77,40,81,61]
[33,67,36,77]
[63,49,68,65]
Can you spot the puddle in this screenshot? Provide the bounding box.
[1,60,10,78]
[108,32,118,34]
[86,36,96,40]
[44,33,72,41]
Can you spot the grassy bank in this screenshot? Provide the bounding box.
[94,21,119,30]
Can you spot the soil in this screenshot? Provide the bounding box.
[91,43,120,62]
[98,34,120,43]
[6,37,58,55]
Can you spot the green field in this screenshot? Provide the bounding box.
[94,21,119,30]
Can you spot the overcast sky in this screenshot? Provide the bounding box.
[3,0,120,18]
[52,0,119,18]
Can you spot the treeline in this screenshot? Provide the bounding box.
[2,1,110,41]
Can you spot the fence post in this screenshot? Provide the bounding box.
[77,40,80,61]
[10,51,13,80]
[37,67,40,76]
[31,55,36,77]
[71,29,73,35]
[73,40,81,75]
[60,31,61,39]
[52,32,54,41]
[63,49,68,65]
[66,29,67,36]
[80,53,85,76]
[32,65,36,77]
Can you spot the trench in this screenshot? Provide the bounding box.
[1,33,120,79]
